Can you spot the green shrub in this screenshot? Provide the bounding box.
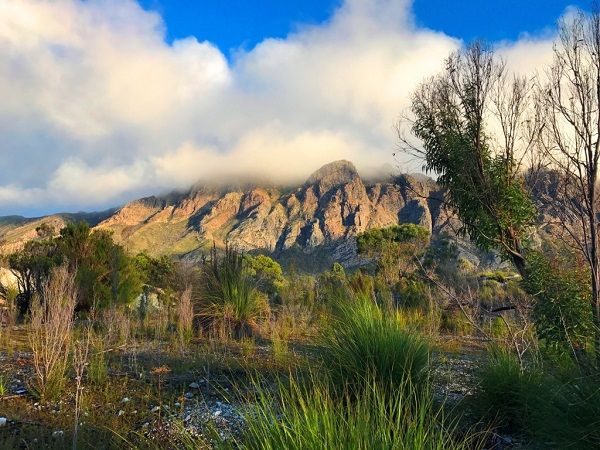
[396,278,431,310]
[523,251,594,353]
[321,294,430,395]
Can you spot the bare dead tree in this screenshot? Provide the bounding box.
[539,9,600,350]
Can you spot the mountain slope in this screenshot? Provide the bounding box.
[93,160,456,269]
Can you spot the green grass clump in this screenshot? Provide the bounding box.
[226,375,483,450]
[472,347,541,431]
[201,246,269,339]
[473,347,600,449]
[321,294,430,395]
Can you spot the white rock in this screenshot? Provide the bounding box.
[121,397,130,403]
[184,392,194,399]
[189,382,200,389]
[0,417,7,427]
[117,410,125,417]
[151,406,160,413]
[213,410,222,417]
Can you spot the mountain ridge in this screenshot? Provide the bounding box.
[0,161,456,270]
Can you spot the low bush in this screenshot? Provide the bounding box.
[29,266,77,401]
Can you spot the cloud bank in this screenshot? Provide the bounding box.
[0,0,556,215]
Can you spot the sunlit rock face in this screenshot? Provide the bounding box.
[0,161,455,270]
[92,160,452,269]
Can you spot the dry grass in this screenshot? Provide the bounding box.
[28,265,77,401]
[177,286,194,348]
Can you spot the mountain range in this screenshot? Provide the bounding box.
[0,160,462,270]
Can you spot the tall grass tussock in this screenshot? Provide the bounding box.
[321,292,430,395]
[201,246,269,339]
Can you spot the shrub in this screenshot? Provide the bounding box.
[523,251,594,353]
[201,246,269,339]
[321,294,430,395]
[440,309,473,336]
[29,266,77,401]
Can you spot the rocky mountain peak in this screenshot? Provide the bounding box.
[305,160,360,197]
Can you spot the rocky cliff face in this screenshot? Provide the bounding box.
[93,160,455,269]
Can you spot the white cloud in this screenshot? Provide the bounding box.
[0,0,558,215]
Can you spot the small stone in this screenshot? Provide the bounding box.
[151,406,160,413]
[189,382,200,389]
[184,392,194,399]
[213,410,222,417]
[121,397,130,403]
[0,417,7,427]
[117,410,125,417]
[174,402,181,407]
[184,414,191,422]
[52,430,64,438]
[142,422,149,429]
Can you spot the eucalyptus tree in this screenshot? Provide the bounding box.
[400,42,542,275]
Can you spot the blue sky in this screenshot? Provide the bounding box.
[139,0,584,54]
[0,0,588,216]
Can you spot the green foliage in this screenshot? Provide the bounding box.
[396,278,431,310]
[242,253,285,297]
[410,44,534,266]
[226,374,482,450]
[8,239,62,313]
[356,224,430,284]
[472,348,542,431]
[440,310,473,336]
[321,293,430,395]
[356,224,430,253]
[201,246,269,339]
[9,222,143,312]
[528,372,600,449]
[88,339,109,385]
[473,347,600,448]
[59,223,143,309]
[523,251,594,352]
[133,252,176,292]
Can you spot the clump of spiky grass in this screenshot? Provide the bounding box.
[29,265,77,401]
[321,293,430,396]
[201,246,269,339]
[226,374,484,450]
